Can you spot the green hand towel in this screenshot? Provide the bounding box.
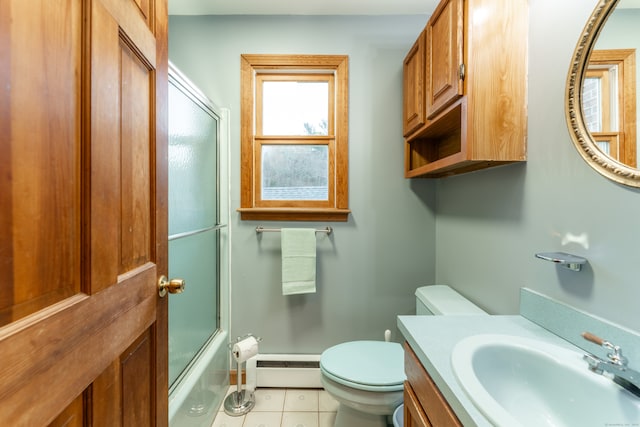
[281,228,317,295]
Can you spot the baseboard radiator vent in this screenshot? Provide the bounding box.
[246,354,322,389]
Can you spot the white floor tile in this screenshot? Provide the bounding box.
[281,412,319,427]
[283,389,319,412]
[318,390,339,412]
[242,411,282,427]
[252,388,286,412]
[318,412,336,427]
[211,387,338,427]
[211,411,245,427]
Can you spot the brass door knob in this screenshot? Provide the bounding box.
[158,275,186,298]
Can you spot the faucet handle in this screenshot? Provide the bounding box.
[582,331,606,346]
[582,332,628,366]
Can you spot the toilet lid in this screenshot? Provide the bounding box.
[320,341,405,392]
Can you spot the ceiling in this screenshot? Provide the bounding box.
[169,0,640,16]
[168,0,438,16]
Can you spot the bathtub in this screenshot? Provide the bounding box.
[169,330,230,426]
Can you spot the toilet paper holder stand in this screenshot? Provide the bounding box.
[224,334,262,417]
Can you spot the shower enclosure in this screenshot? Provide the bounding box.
[167,63,230,426]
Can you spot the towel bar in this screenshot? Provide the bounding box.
[255,226,332,235]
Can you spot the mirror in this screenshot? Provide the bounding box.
[566,0,640,187]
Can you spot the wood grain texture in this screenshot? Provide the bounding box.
[120,42,152,274]
[403,31,426,137]
[239,54,349,221]
[404,342,462,427]
[404,0,527,178]
[122,331,154,426]
[0,266,156,425]
[466,0,527,161]
[0,0,13,325]
[426,0,463,119]
[1,0,82,325]
[404,381,433,427]
[153,0,170,424]
[588,49,637,167]
[50,394,85,427]
[0,0,168,424]
[90,0,121,294]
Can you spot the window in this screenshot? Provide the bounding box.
[583,49,637,167]
[238,54,350,221]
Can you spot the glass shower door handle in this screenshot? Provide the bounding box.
[158,275,186,298]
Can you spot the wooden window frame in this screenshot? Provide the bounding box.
[238,54,350,222]
[593,132,622,159]
[255,73,335,209]
[587,49,637,167]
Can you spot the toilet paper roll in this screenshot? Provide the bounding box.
[232,336,259,363]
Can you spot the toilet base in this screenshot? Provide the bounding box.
[334,403,388,427]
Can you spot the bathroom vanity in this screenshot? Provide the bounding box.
[403,342,461,426]
[398,288,640,426]
[399,315,559,426]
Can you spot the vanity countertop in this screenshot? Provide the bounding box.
[397,315,580,426]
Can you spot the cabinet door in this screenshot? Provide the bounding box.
[403,31,426,136]
[426,0,464,119]
[405,342,463,426]
[404,382,432,427]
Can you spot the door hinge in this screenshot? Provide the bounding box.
[459,63,466,81]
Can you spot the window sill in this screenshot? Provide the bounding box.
[237,208,350,222]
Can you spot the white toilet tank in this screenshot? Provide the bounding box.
[415,285,487,315]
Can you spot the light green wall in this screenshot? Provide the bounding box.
[169,0,640,354]
[435,0,640,333]
[168,15,437,353]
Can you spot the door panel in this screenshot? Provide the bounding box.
[50,394,85,427]
[92,359,123,426]
[0,0,82,326]
[122,330,154,426]
[0,0,168,425]
[90,0,122,292]
[120,40,153,273]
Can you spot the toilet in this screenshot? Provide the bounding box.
[320,285,486,427]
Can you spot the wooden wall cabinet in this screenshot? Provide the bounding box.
[403,0,528,178]
[426,0,463,119]
[403,30,426,137]
[404,342,462,427]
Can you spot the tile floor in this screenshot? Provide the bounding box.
[212,388,339,427]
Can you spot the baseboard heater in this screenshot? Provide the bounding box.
[246,354,322,389]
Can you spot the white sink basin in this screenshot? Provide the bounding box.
[451,334,640,427]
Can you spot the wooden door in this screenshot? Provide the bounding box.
[0,0,168,425]
[403,30,426,137]
[426,0,463,119]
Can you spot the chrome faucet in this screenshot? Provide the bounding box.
[582,332,640,398]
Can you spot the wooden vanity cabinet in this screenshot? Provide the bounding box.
[404,342,462,427]
[404,380,433,427]
[403,0,528,178]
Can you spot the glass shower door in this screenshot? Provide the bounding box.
[168,71,222,390]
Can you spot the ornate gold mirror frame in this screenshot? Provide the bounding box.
[566,0,640,187]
